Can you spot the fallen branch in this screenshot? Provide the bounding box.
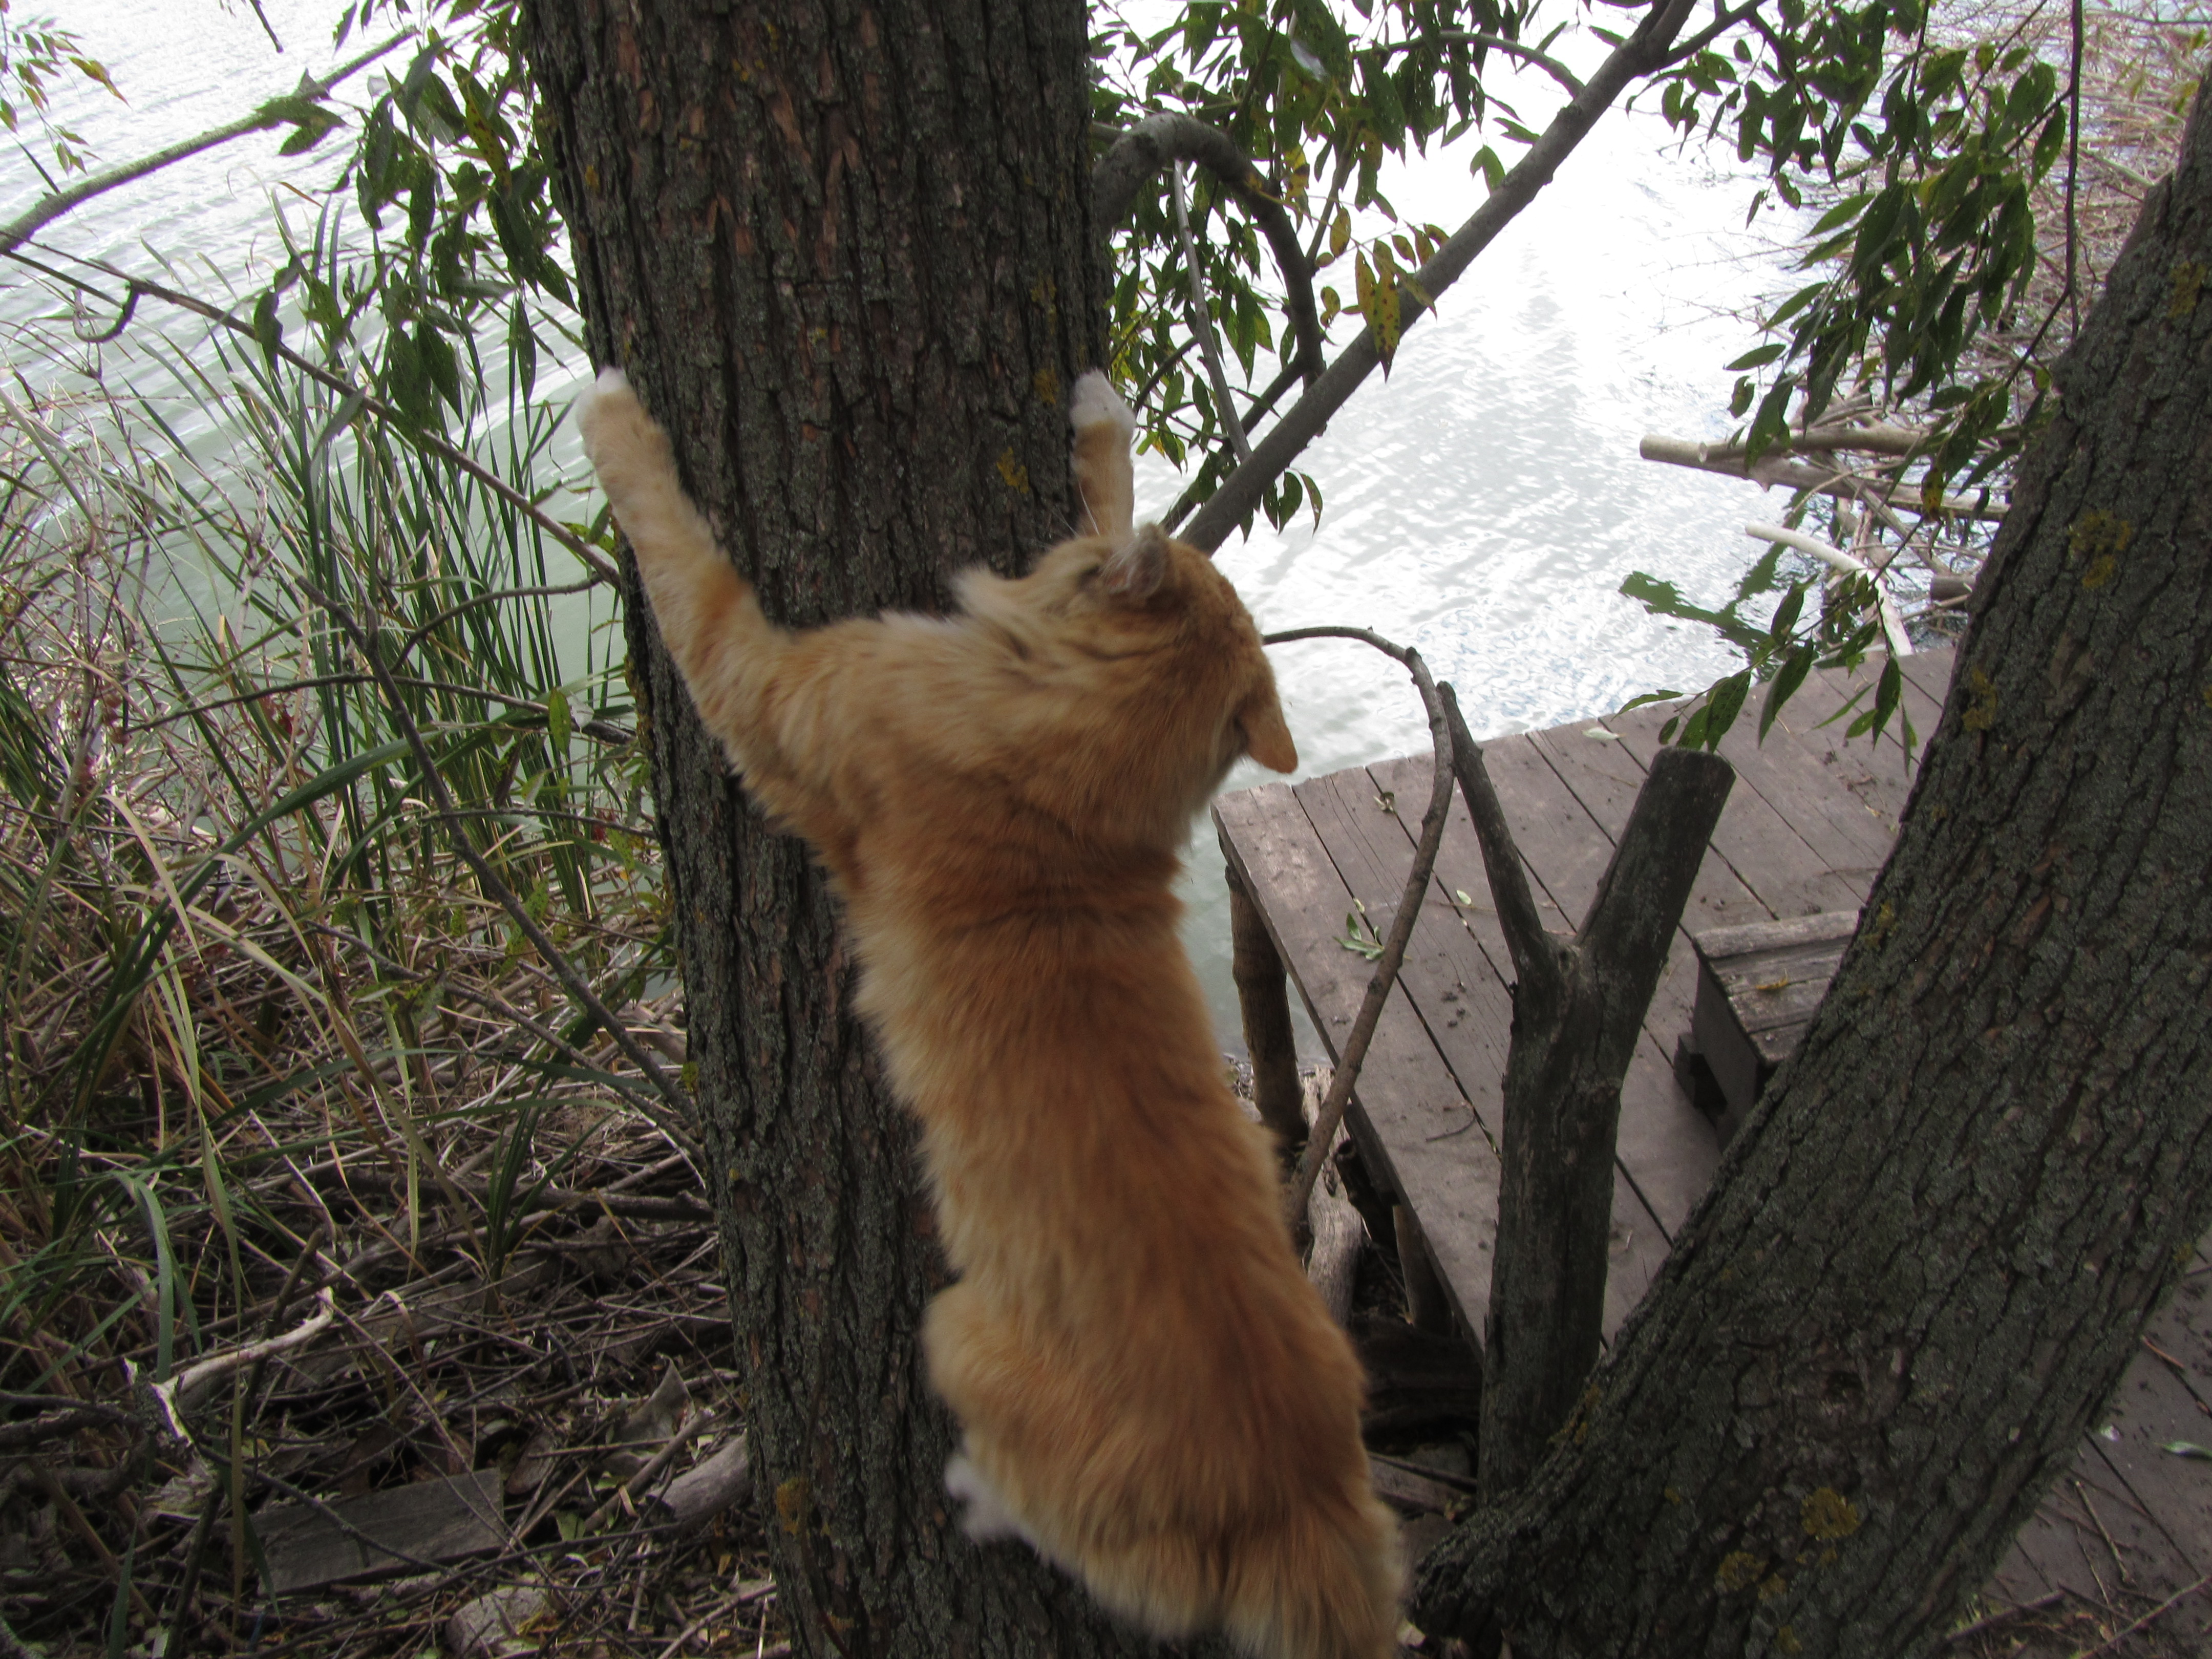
[1637,433,2007,521]
[142,1287,337,1445]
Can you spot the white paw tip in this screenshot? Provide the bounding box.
[945,1454,1026,1544]
[575,366,632,430]
[1069,369,1135,437]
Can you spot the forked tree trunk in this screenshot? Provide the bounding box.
[522,5,1193,1653]
[1417,86,2212,1656]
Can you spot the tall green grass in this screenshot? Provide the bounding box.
[0,225,674,1435]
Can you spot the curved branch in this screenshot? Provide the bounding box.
[1374,31,1586,98]
[1180,0,1710,553]
[1094,113,1326,385]
[1263,626,1454,1226]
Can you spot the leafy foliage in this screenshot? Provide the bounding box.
[1091,0,1536,528]
[0,0,118,179]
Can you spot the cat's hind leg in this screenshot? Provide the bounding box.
[944,1449,1036,1545]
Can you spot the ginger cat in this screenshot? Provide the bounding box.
[577,366,1402,1659]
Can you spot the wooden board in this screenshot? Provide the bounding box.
[1215,786,1500,1344]
[257,1469,506,1592]
[1323,755,1671,1330]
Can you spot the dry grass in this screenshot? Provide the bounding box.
[0,298,775,1654]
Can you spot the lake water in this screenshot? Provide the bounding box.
[7,0,1799,1058]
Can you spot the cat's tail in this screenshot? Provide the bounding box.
[1221,1489,1406,1659]
[575,368,785,763]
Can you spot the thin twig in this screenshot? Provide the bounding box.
[143,1288,338,1445]
[2070,1571,2212,1657]
[1092,112,1326,383]
[1263,626,1455,1224]
[0,33,413,255]
[582,1410,721,1534]
[1172,165,1252,463]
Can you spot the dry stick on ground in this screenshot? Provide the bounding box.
[299,582,697,1146]
[1263,626,1456,1228]
[1437,684,1735,1502]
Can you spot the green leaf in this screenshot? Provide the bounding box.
[251,288,283,365]
[1725,342,1786,371]
[1760,644,1817,742]
[1704,671,1752,748]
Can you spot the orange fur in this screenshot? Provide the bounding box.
[578,366,1401,1658]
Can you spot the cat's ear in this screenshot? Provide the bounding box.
[1239,689,1298,773]
[1069,370,1136,543]
[1100,523,1169,602]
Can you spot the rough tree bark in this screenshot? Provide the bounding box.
[1417,84,2212,1656]
[522,4,1202,1653]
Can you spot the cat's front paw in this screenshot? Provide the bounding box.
[575,367,669,490]
[1068,368,1135,440]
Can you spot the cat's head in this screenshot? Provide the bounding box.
[950,371,1295,845]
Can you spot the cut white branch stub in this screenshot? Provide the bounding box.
[1746,521,1913,659]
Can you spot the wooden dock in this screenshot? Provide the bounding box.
[1215,645,2212,1644]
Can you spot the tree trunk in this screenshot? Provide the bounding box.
[1417,86,2212,1656]
[523,5,1186,1652]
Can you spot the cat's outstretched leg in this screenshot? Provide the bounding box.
[1069,370,1136,543]
[575,369,789,775]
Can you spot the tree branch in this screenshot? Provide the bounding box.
[1180,0,1708,552]
[0,33,413,256]
[1093,112,1326,385]
[1438,683,1562,1003]
[1477,742,1733,1502]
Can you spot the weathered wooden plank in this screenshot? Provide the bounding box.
[1897,644,1963,722]
[1600,701,1871,922]
[1692,909,1861,960]
[2102,1336,2212,1575]
[1321,756,1671,1327]
[1214,787,1499,1342]
[257,1469,507,1592]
